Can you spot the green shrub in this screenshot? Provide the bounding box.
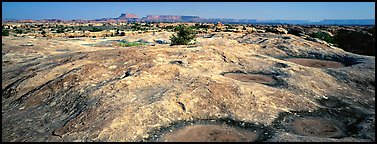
[191,23,210,30]
[56,29,64,33]
[170,24,196,45]
[2,29,9,36]
[163,25,175,30]
[310,31,335,44]
[88,27,103,32]
[130,25,140,30]
[15,29,23,34]
[118,40,147,47]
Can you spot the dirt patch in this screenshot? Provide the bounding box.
[223,73,276,84]
[291,117,345,138]
[284,58,345,68]
[158,124,258,142]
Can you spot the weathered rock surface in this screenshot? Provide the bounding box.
[2,31,375,142]
[253,25,374,56]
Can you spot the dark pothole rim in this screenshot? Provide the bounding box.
[275,53,364,67]
[144,117,277,142]
[271,96,375,140]
[220,70,289,88]
[271,109,349,139]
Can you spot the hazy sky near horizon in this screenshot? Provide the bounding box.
[2,2,375,21]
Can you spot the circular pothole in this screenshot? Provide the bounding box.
[147,119,275,142]
[158,124,258,142]
[290,117,345,138]
[223,73,276,85]
[284,58,345,68]
[272,104,374,140]
[221,71,288,88]
[273,112,347,139]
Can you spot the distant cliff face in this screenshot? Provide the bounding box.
[118,13,139,20]
[143,15,181,22]
[142,15,200,22]
[318,19,375,25]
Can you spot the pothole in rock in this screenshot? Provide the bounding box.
[272,97,375,140]
[279,53,363,68]
[146,118,275,142]
[284,58,345,68]
[272,110,347,139]
[315,96,375,140]
[290,116,345,138]
[158,124,257,142]
[221,70,288,87]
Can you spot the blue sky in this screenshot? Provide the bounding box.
[2,2,375,21]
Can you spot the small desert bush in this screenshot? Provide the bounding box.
[56,29,65,33]
[2,29,9,36]
[310,31,335,44]
[170,24,196,45]
[15,29,23,34]
[118,40,147,47]
[88,27,103,32]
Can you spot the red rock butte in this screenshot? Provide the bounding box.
[118,13,139,19]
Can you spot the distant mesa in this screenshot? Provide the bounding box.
[143,15,201,22]
[118,13,139,19]
[144,15,181,22]
[315,19,375,25]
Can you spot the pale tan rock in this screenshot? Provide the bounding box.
[1,31,374,142]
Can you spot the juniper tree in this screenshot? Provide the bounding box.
[170,24,196,45]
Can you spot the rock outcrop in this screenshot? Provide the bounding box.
[2,31,375,142]
[334,29,375,56]
[141,15,201,22]
[118,13,139,19]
